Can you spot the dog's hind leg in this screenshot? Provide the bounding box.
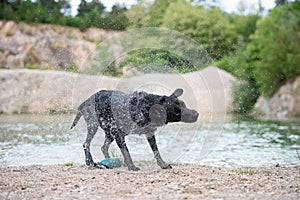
[101,132,114,158]
[83,123,98,166]
[146,134,172,169]
[113,128,140,171]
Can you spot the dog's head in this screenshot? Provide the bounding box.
[150,88,199,125]
[130,88,199,127]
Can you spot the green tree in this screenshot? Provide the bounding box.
[228,14,260,43]
[15,0,45,23]
[216,14,261,114]
[125,0,150,28]
[102,4,129,30]
[217,13,261,75]
[36,0,71,16]
[77,0,105,17]
[0,2,14,20]
[1,0,69,24]
[247,1,300,96]
[125,0,179,28]
[147,0,178,27]
[275,0,288,6]
[162,1,237,60]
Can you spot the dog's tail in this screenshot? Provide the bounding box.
[70,111,82,129]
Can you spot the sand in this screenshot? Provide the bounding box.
[0,162,299,200]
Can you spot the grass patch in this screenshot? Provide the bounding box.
[49,108,58,114]
[119,48,196,74]
[5,30,15,36]
[48,105,75,115]
[232,168,257,175]
[25,64,40,70]
[63,162,74,166]
[66,31,74,39]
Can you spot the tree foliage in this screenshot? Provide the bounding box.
[162,1,237,60]
[146,0,178,27]
[126,0,177,28]
[120,49,195,74]
[77,0,105,17]
[217,1,300,113]
[0,0,129,31]
[247,1,300,96]
[125,0,150,28]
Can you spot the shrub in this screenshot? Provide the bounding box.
[247,1,300,96]
[119,49,195,74]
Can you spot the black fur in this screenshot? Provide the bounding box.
[71,88,198,171]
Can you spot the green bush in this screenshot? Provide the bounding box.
[0,0,129,31]
[119,49,195,74]
[247,1,300,96]
[232,78,260,114]
[216,47,260,114]
[162,1,237,60]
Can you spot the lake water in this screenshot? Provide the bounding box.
[0,114,299,167]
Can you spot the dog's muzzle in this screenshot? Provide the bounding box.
[181,109,199,123]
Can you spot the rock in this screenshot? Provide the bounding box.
[0,20,17,36]
[121,67,142,78]
[254,76,300,118]
[0,20,123,71]
[84,28,107,43]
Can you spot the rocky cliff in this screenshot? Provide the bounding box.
[254,76,300,118]
[0,20,122,71]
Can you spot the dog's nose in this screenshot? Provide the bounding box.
[194,111,199,119]
[192,110,199,120]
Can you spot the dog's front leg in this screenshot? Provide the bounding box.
[146,134,172,169]
[113,129,140,171]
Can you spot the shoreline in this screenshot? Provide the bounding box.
[1,163,299,199]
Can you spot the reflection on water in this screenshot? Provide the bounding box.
[0,114,299,167]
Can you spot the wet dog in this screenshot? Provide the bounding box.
[71,88,199,171]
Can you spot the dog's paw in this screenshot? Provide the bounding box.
[162,164,172,169]
[128,166,140,171]
[93,163,106,169]
[85,159,94,166]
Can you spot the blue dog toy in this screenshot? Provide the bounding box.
[98,158,122,169]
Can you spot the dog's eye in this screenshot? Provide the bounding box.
[175,107,181,115]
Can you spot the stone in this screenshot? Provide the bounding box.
[254,76,300,118]
[0,20,123,71]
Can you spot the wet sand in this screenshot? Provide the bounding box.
[1,163,299,199]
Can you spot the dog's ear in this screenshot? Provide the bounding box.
[149,104,167,125]
[171,88,183,97]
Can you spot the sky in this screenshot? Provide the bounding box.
[70,0,276,16]
[219,0,275,14]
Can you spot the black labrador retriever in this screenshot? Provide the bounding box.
[71,88,199,171]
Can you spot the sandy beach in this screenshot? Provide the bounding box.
[0,162,299,199]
